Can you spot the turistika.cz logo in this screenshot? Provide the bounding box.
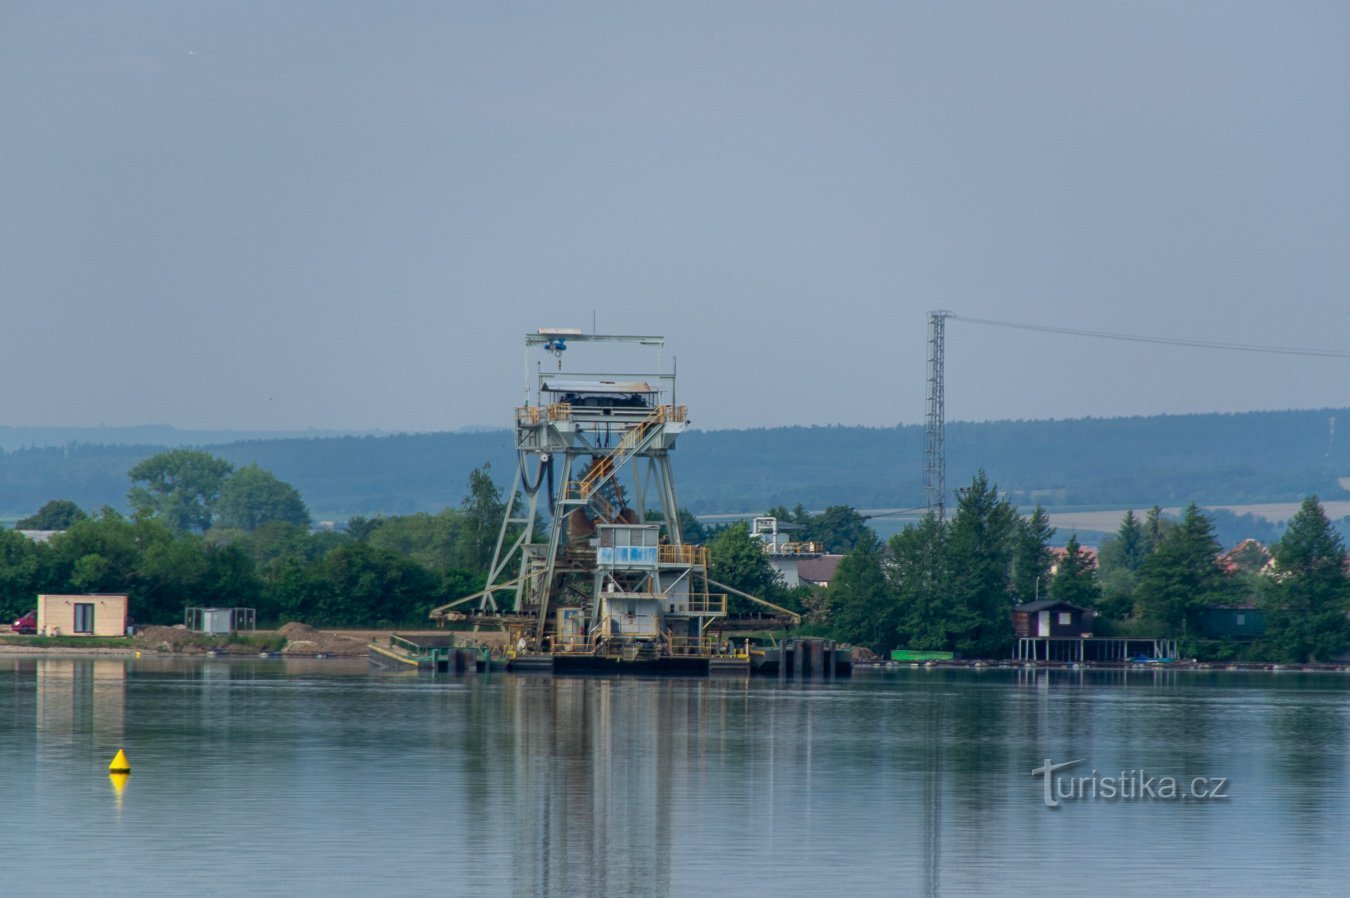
[1031,758,1230,808]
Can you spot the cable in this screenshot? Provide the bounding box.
[517,451,548,497]
[952,315,1350,360]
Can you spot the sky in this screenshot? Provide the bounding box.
[3,2,1349,433]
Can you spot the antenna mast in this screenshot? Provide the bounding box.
[924,311,953,520]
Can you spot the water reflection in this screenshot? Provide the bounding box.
[2,660,1349,897]
[34,657,126,759]
[505,679,679,897]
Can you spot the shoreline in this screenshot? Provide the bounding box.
[3,640,1347,674]
[0,623,507,659]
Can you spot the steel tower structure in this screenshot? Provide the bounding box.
[924,310,952,520]
[431,329,732,670]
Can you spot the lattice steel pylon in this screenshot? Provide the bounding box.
[924,311,953,520]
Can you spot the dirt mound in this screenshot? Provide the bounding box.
[135,625,212,654]
[847,645,879,663]
[275,622,368,656]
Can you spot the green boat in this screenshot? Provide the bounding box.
[890,649,954,662]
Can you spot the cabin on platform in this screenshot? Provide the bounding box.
[1012,600,1094,639]
[1012,600,1179,663]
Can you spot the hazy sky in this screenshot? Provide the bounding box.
[4,2,1348,433]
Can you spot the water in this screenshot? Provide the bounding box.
[2,656,1347,897]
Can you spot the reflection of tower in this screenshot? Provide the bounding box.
[509,679,673,896]
[921,698,943,898]
[925,311,953,521]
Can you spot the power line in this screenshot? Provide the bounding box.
[951,315,1350,360]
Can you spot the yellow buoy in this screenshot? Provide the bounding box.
[109,749,131,774]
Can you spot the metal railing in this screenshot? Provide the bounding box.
[563,480,616,518]
[577,407,664,497]
[515,403,574,426]
[662,634,715,655]
[658,544,707,566]
[686,593,727,615]
[552,635,603,655]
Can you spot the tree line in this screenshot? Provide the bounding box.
[5,452,1347,663]
[0,450,506,629]
[798,472,1350,663]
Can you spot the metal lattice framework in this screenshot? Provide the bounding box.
[924,310,952,520]
[430,331,735,662]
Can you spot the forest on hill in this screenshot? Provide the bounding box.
[1,408,1347,524]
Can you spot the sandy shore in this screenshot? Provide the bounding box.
[0,624,508,657]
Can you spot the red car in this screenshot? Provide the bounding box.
[12,611,36,635]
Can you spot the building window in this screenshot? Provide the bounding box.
[1236,613,1246,626]
[1057,612,1072,626]
[73,603,95,634]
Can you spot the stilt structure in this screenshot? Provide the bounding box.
[430,330,794,673]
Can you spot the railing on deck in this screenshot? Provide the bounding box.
[390,634,455,663]
[658,544,708,566]
[553,635,603,655]
[662,634,719,656]
[686,593,728,615]
[516,403,574,426]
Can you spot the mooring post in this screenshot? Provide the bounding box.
[778,639,787,683]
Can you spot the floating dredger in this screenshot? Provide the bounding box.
[425,329,837,675]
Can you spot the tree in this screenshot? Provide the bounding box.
[675,507,707,544]
[824,529,897,652]
[1099,510,1147,574]
[1011,505,1055,603]
[1134,504,1234,636]
[15,499,88,531]
[1096,510,1149,625]
[457,464,505,574]
[136,532,212,623]
[345,515,385,542]
[891,513,972,651]
[44,510,149,614]
[0,529,44,619]
[942,471,1019,656]
[215,464,310,532]
[801,505,872,553]
[1262,496,1350,663]
[707,522,784,604]
[367,510,463,571]
[1051,534,1101,608]
[128,450,234,532]
[312,542,440,627]
[1141,506,1175,556]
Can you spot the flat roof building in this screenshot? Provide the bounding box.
[37,594,129,638]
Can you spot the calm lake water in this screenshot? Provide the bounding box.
[2,655,1347,897]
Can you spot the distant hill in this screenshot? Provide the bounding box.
[0,424,372,452]
[1,409,1346,523]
